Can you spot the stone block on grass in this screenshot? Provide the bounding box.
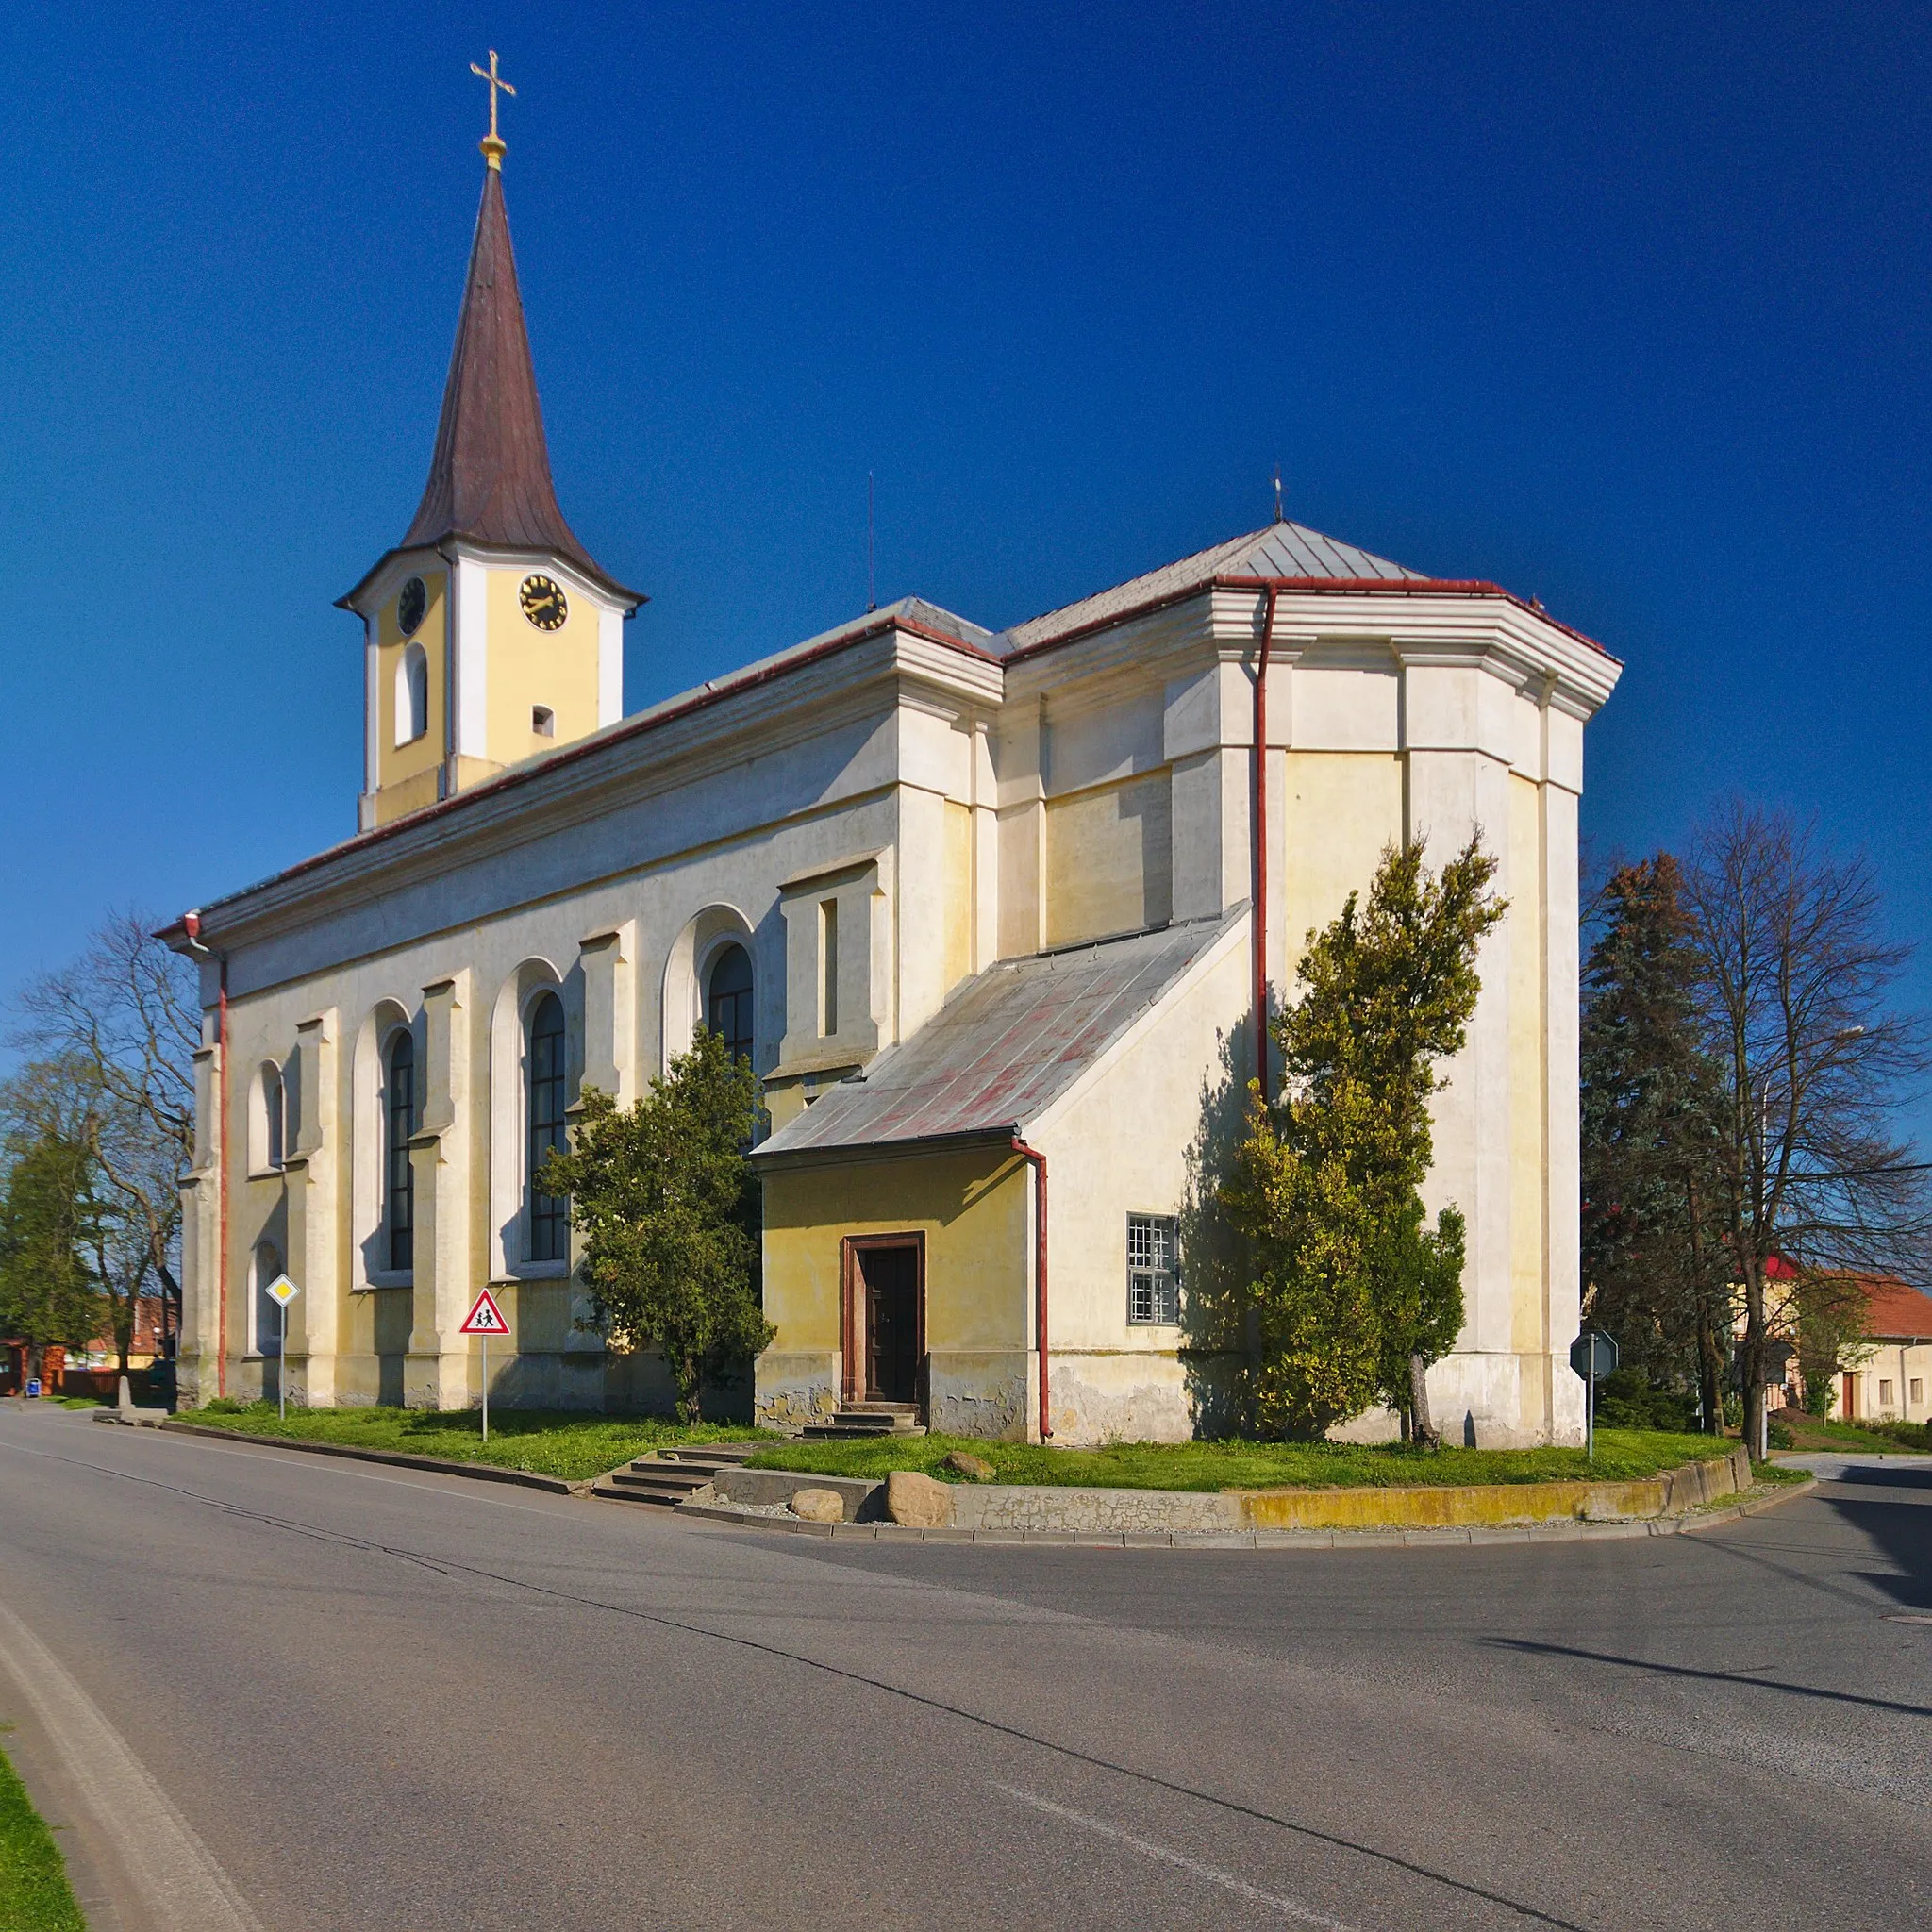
[886,1470,953,1528]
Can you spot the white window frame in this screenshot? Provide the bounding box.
[1126,1213,1179,1326]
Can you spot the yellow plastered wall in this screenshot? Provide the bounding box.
[375,571,448,798]
[761,1149,1030,1359]
[1280,753,1404,974]
[1045,774,1173,946]
[943,800,974,994]
[1507,774,1547,1352]
[484,567,601,763]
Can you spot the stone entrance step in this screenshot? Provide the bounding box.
[593,1441,759,1507]
[801,1402,927,1441]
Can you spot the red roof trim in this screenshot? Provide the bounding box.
[1001,574,1615,665]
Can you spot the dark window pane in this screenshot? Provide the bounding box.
[386,1032,416,1272]
[526,993,569,1263]
[706,943,755,1064]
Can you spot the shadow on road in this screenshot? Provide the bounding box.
[1487,1640,1932,1719]
[1819,1468,1932,1610]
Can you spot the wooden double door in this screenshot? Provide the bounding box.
[842,1236,924,1407]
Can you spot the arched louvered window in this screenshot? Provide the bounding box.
[385,1030,417,1271]
[395,643,429,746]
[525,993,569,1263]
[706,943,755,1064]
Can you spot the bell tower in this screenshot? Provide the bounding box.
[339,53,643,831]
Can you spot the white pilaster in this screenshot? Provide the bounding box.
[452,557,490,759]
[597,604,625,726]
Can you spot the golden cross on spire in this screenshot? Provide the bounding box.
[470,49,516,169]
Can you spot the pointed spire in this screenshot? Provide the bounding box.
[397,165,639,604]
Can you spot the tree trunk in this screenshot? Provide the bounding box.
[1408,1353,1440,1449]
[1696,1295,1725,1437]
[1741,1263,1767,1462]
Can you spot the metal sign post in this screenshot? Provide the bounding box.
[1569,1328,1619,1462]
[265,1275,300,1422]
[458,1290,510,1443]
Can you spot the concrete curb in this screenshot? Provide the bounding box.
[153,1420,585,1495]
[724,1444,1757,1538]
[678,1477,1814,1547]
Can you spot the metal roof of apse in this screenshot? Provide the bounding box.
[996,522,1427,654]
[756,908,1245,1159]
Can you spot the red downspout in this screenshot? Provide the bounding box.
[1012,1135,1050,1440]
[182,913,228,1398]
[1252,584,1279,1102]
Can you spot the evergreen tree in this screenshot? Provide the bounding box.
[539,1028,773,1423]
[1224,836,1505,1442]
[1579,856,1730,1427]
[0,1125,105,1385]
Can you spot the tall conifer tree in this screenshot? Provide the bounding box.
[1224,837,1505,1442]
[1579,856,1729,1425]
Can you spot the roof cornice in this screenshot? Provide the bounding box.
[173,614,1005,952]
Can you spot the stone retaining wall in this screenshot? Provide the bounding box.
[708,1446,1752,1533]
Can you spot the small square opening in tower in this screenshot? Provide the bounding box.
[532,705,556,738]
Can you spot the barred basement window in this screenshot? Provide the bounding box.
[1126,1213,1179,1325]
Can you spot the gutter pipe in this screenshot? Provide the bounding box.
[1012,1134,1051,1440]
[1250,584,1279,1101]
[180,912,227,1399]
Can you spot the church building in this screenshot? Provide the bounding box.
[166,117,1621,1447]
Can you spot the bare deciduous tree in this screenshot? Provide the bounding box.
[1681,804,1932,1457]
[10,912,199,1351]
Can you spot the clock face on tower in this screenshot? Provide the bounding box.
[520,574,568,632]
[396,575,427,636]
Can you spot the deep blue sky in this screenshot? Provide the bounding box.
[4,3,1929,1115]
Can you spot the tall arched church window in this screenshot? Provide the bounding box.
[385,1030,417,1271]
[525,992,569,1264]
[261,1062,285,1172]
[706,943,755,1064]
[255,1241,284,1357]
[395,642,429,746]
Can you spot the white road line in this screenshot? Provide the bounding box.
[0,1596,263,1931]
[996,1783,1363,1929]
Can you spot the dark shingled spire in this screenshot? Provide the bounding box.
[395,167,640,605]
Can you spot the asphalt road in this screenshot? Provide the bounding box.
[0,1401,1926,1932]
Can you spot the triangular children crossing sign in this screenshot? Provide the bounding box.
[459,1289,509,1336]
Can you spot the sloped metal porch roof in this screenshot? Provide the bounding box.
[755,908,1245,1159]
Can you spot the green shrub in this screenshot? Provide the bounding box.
[1864,1417,1932,1451]
[1593,1369,1697,1433]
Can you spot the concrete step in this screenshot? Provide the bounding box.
[591,1441,763,1507]
[801,1410,929,1441]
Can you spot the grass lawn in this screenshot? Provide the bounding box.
[177,1403,767,1483]
[747,1425,1734,1492]
[0,1738,85,1932]
[1772,1413,1932,1455]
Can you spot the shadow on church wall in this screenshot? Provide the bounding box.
[1178,1022,1258,1440]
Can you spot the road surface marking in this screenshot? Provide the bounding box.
[996,1783,1361,1928]
[0,1596,263,1931]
